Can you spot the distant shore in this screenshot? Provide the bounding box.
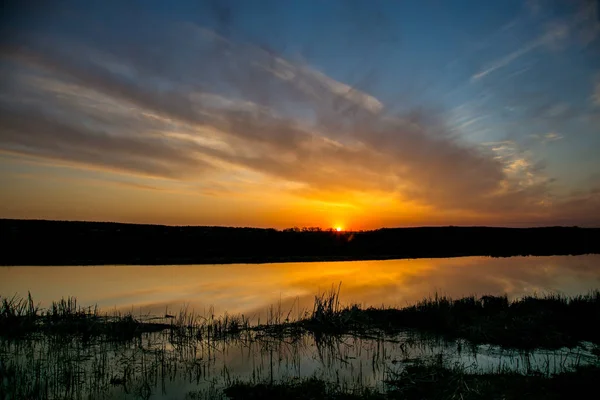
[2,219,600,266]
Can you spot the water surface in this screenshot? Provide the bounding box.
[1,255,599,317]
[2,255,600,399]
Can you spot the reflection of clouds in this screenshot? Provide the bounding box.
[1,256,599,319]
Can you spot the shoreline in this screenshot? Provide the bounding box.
[2,251,598,267]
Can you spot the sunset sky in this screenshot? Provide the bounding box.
[1,0,599,229]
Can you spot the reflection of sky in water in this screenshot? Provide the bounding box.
[1,255,599,318]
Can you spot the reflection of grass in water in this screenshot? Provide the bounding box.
[5,330,595,400]
[221,357,600,400]
[223,377,385,399]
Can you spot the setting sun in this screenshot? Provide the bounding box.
[335,226,343,232]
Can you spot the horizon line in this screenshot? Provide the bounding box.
[1,217,594,231]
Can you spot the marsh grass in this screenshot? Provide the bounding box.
[0,293,172,341]
[289,288,600,349]
[2,299,598,400]
[3,289,600,349]
[0,292,38,335]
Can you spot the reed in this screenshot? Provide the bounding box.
[3,289,600,349]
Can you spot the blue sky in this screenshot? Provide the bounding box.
[1,0,599,227]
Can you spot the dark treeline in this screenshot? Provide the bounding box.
[1,219,600,265]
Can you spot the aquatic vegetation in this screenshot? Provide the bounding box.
[0,293,171,340]
[2,289,600,349]
[295,288,600,349]
[1,290,599,399]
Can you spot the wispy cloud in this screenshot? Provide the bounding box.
[543,132,563,143]
[481,140,550,192]
[472,0,598,82]
[471,38,547,82]
[471,24,567,81]
[0,23,523,214]
[530,132,564,144]
[593,75,600,107]
[0,2,598,226]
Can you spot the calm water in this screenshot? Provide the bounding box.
[1,255,599,317]
[2,255,600,399]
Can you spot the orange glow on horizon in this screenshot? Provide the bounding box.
[0,153,563,229]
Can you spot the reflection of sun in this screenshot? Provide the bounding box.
[335,226,343,232]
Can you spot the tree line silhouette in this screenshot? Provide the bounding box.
[1,219,599,265]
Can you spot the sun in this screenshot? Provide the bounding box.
[335,226,343,232]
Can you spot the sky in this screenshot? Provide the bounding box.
[0,0,599,229]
